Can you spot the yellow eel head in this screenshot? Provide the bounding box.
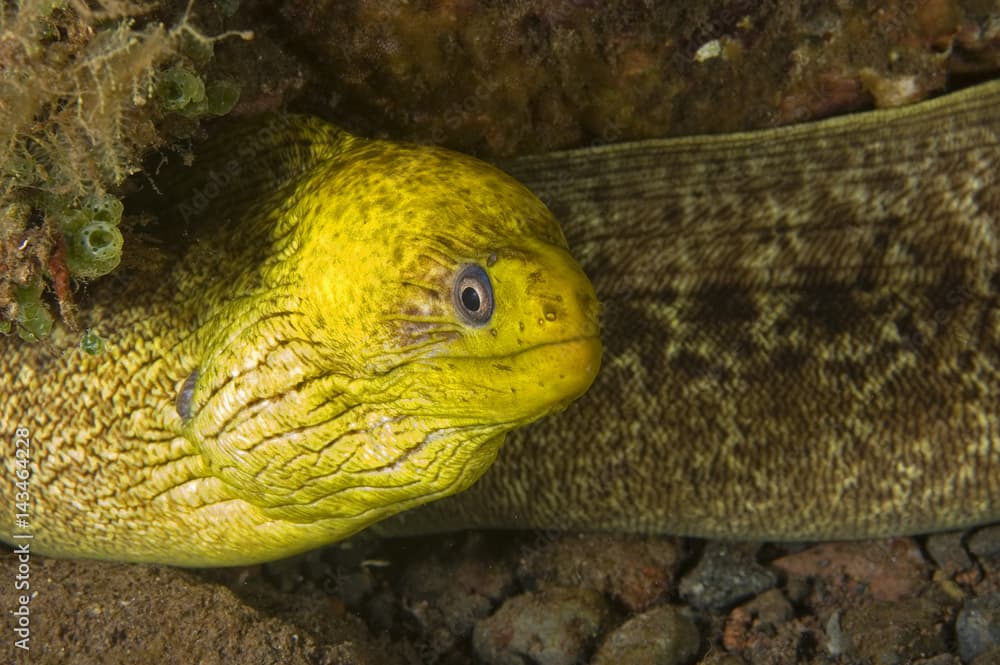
[175,124,601,560]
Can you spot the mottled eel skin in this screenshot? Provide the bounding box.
[385,80,1000,542]
[4,82,1000,566]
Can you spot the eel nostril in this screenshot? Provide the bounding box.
[176,370,199,421]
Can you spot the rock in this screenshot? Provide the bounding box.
[771,538,928,601]
[957,592,1000,663]
[698,652,746,665]
[783,576,811,604]
[277,0,979,159]
[968,526,1000,559]
[739,588,794,631]
[721,589,796,653]
[926,531,974,577]
[398,534,516,656]
[679,542,778,612]
[720,586,819,661]
[970,646,1000,665]
[363,589,397,633]
[590,605,700,665]
[912,655,961,665]
[968,526,1000,582]
[834,597,948,664]
[472,586,614,665]
[519,533,683,611]
[825,611,850,657]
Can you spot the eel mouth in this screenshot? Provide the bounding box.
[389,332,603,424]
[508,332,601,388]
[470,331,603,419]
[536,332,603,410]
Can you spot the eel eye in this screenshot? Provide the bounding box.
[453,264,494,326]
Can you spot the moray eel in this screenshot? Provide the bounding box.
[3,82,999,566]
[0,117,601,566]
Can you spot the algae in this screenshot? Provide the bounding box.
[0,0,250,340]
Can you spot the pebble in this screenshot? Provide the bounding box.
[518,533,682,611]
[472,586,614,665]
[967,526,1000,559]
[390,533,516,659]
[698,653,746,665]
[925,531,974,577]
[398,536,516,656]
[833,596,947,664]
[771,538,928,601]
[956,592,1000,663]
[739,588,794,631]
[970,646,1000,665]
[678,542,777,612]
[590,605,700,665]
[968,526,1000,583]
[912,656,961,665]
[825,611,850,657]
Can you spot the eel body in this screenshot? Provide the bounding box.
[3,82,1000,565]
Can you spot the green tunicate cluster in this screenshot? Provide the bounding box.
[215,0,241,18]
[204,79,241,116]
[158,66,206,112]
[157,66,241,117]
[13,282,54,342]
[56,193,125,279]
[80,329,105,355]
